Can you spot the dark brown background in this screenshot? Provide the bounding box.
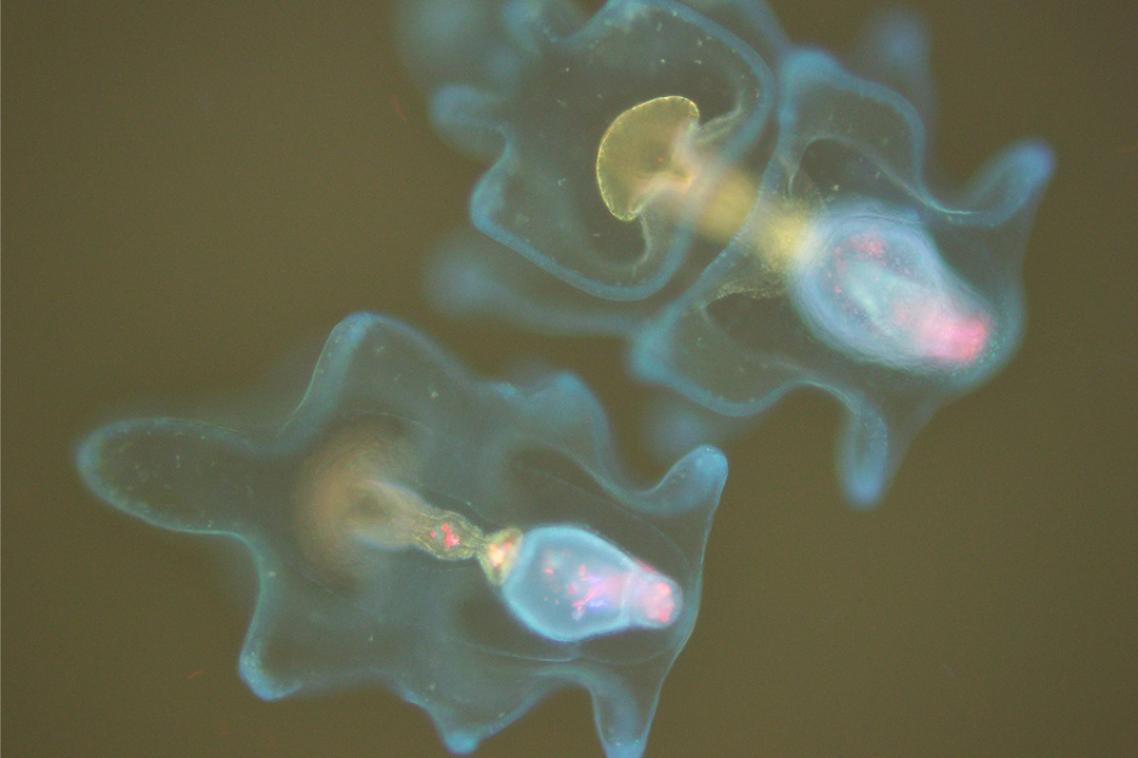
[4,1,1135,756]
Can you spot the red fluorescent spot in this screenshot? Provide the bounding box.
[440,522,460,550]
[570,581,610,619]
[186,669,205,680]
[649,582,676,623]
[851,232,885,257]
[914,306,991,366]
[632,575,680,626]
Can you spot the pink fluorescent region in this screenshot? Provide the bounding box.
[561,562,622,621]
[635,577,679,626]
[793,210,998,372]
[896,298,991,367]
[440,521,460,550]
[537,552,667,626]
[920,311,990,365]
[849,231,886,257]
[498,526,685,641]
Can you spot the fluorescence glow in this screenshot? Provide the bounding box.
[500,525,683,643]
[77,313,726,758]
[402,0,1053,505]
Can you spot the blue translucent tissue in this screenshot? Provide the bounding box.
[400,0,775,299]
[402,0,1054,505]
[500,525,685,643]
[77,313,726,758]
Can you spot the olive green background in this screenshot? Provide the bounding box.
[4,2,1135,756]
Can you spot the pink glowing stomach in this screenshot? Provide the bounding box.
[788,206,993,373]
